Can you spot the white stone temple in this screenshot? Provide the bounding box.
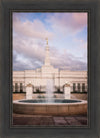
[13,38,87,99]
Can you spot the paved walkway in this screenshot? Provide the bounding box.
[13,114,87,126]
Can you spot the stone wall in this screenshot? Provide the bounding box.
[13,93,26,100]
[13,70,87,92]
[13,93,87,101]
[71,93,87,100]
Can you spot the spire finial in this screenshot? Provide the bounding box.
[46,37,48,45]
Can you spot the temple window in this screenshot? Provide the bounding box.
[73,83,76,92]
[77,83,80,92]
[82,83,85,92]
[15,83,18,92]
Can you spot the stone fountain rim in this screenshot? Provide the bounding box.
[13,99,87,105]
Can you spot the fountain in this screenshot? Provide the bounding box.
[13,99,87,115]
[13,74,87,115]
[13,81,87,115]
[46,79,54,103]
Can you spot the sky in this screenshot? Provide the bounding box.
[13,12,87,71]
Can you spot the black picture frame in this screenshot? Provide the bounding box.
[0,0,100,138]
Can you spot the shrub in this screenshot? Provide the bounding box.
[71,91,87,94]
[37,95,41,98]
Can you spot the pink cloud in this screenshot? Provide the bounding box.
[71,13,87,29]
[13,34,87,71]
[13,14,54,39]
[13,35,45,62]
[46,12,87,35]
[13,12,87,71]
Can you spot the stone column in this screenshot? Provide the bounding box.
[75,83,77,92]
[80,83,82,92]
[23,84,25,92]
[18,83,20,92]
[85,84,87,92]
[26,84,33,99]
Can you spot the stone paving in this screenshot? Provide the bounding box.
[13,113,88,126]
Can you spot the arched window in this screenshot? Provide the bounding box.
[77,83,80,92]
[15,83,18,92]
[73,83,76,92]
[82,83,85,92]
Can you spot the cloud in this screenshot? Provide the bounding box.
[13,35,87,71]
[13,14,54,39]
[46,13,87,35]
[13,35,46,70]
[13,12,87,71]
[50,47,87,71]
[73,37,87,62]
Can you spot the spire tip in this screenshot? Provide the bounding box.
[45,37,48,45]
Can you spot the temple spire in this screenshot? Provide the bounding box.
[44,38,50,66]
[46,37,48,45]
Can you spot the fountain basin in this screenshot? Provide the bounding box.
[13,99,87,115]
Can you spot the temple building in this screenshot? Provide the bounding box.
[13,38,87,96]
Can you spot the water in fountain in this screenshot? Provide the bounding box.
[46,79,54,103]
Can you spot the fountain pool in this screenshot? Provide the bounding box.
[13,99,87,115]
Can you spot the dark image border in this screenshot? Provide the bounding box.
[0,0,100,138]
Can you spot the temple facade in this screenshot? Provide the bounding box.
[13,39,87,94]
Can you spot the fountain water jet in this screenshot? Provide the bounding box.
[46,79,54,103]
